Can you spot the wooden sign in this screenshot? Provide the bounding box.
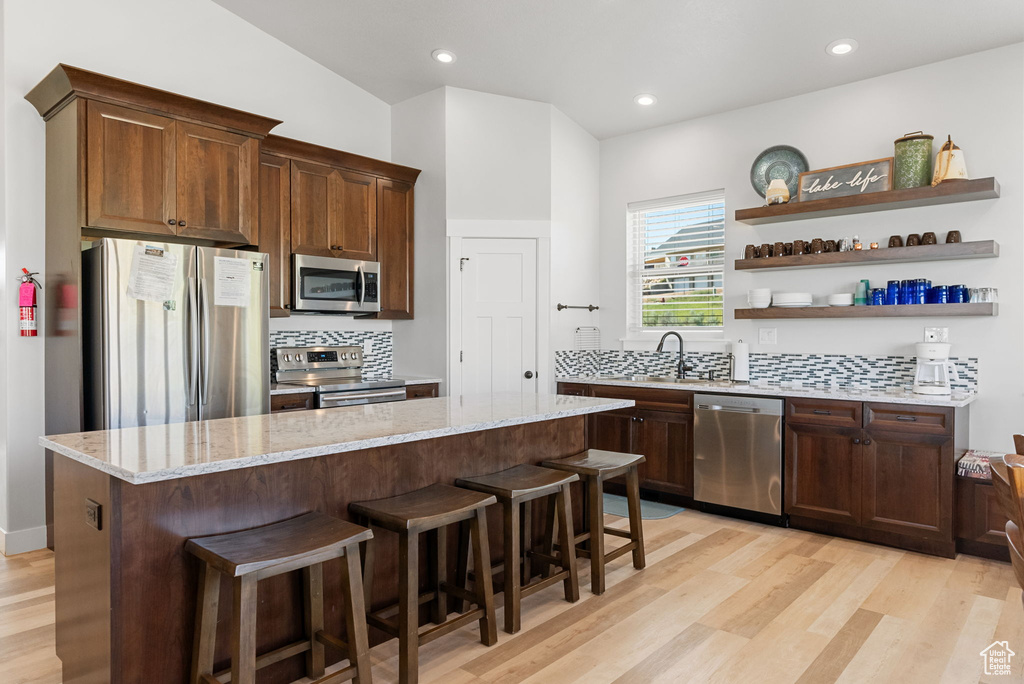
[797,157,893,202]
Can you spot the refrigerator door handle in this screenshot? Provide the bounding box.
[358,266,366,308]
[199,279,212,407]
[186,276,199,406]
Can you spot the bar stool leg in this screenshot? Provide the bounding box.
[360,521,376,610]
[541,495,557,579]
[340,544,373,684]
[453,519,471,613]
[625,467,646,569]
[398,530,420,684]
[556,483,581,602]
[303,563,326,678]
[521,500,533,585]
[503,500,522,634]
[587,476,606,595]
[190,561,220,684]
[231,574,258,684]
[470,508,498,646]
[427,526,448,625]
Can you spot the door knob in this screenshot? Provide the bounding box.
[524,371,534,379]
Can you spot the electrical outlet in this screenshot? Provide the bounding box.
[759,327,778,345]
[924,327,949,343]
[85,499,102,530]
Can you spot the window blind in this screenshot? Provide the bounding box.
[627,190,725,331]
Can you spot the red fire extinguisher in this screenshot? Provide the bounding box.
[19,268,41,337]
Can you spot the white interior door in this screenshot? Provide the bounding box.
[459,238,538,395]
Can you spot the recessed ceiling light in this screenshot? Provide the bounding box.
[634,94,657,106]
[432,49,457,64]
[826,39,858,56]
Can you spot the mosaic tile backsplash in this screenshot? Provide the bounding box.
[270,330,393,377]
[555,349,978,392]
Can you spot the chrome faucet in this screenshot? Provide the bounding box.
[656,331,693,379]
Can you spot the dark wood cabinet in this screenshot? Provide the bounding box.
[289,159,336,258]
[634,409,693,497]
[861,429,953,541]
[587,409,636,455]
[334,170,377,261]
[785,422,863,526]
[406,383,439,400]
[956,477,1009,560]
[258,154,291,317]
[785,398,963,558]
[270,392,315,413]
[377,178,414,318]
[86,101,177,235]
[175,121,258,244]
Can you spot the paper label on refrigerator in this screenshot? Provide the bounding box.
[126,245,178,303]
[214,257,252,306]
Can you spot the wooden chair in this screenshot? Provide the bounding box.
[455,464,581,633]
[994,450,1024,609]
[350,484,498,684]
[542,449,646,595]
[185,512,374,684]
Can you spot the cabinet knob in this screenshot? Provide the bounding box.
[178,220,186,227]
[853,438,861,444]
[167,219,176,225]
[863,439,872,445]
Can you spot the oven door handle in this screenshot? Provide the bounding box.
[320,389,406,407]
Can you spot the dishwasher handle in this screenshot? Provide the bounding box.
[696,403,762,414]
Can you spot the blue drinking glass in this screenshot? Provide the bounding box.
[931,285,949,304]
[870,288,885,306]
[950,284,968,303]
[885,280,899,306]
[899,280,912,305]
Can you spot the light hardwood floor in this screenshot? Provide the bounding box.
[2,509,1021,683]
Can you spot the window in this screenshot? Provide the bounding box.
[627,190,725,332]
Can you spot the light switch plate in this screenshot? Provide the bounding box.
[924,327,949,343]
[363,340,374,355]
[759,327,778,345]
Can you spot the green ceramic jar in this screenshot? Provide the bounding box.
[893,132,934,189]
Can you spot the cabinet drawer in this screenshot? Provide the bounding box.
[589,385,692,413]
[865,403,953,435]
[271,392,315,412]
[786,398,862,428]
[557,383,591,397]
[406,383,439,400]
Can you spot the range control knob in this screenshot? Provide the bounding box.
[283,354,291,362]
[341,352,348,360]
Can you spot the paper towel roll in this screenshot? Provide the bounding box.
[732,340,750,382]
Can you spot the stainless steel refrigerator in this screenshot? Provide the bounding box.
[82,238,269,430]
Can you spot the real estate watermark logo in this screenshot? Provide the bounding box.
[980,640,1015,676]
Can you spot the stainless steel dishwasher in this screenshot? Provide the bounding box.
[693,394,784,516]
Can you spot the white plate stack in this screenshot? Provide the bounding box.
[772,292,813,308]
[747,288,772,309]
[827,293,854,307]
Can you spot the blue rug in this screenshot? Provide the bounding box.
[603,493,685,520]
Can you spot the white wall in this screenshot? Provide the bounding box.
[1,0,393,553]
[0,0,8,544]
[599,44,1024,450]
[445,87,552,221]
[550,108,601,385]
[391,88,449,385]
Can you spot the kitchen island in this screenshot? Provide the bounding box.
[40,393,632,684]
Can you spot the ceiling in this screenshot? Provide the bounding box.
[213,0,1024,140]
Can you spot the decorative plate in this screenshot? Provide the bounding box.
[750,145,809,198]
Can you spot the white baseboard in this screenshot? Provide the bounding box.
[0,524,48,556]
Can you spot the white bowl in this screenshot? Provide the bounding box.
[748,288,772,297]
[748,300,771,309]
[827,293,854,306]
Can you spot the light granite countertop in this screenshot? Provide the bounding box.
[39,393,632,485]
[270,376,442,395]
[556,375,977,408]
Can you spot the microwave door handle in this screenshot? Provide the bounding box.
[358,266,366,307]
[186,276,198,407]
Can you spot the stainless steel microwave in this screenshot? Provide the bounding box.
[291,254,381,314]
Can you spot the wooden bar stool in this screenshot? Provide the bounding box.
[350,484,498,684]
[455,464,581,634]
[542,449,646,595]
[185,512,374,684]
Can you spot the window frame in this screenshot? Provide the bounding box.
[626,189,726,340]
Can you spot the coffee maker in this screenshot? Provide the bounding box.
[912,342,960,395]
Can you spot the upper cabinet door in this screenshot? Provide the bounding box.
[86,101,177,235]
[331,170,377,261]
[376,178,413,318]
[258,154,291,317]
[175,121,258,244]
[289,159,335,258]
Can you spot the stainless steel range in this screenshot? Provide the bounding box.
[273,346,405,408]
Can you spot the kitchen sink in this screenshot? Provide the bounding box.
[603,375,721,385]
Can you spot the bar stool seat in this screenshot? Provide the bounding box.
[456,464,581,634]
[350,484,498,684]
[186,512,374,684]
[542,450,646,595]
